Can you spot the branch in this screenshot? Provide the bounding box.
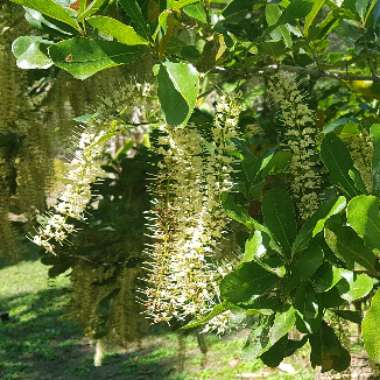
[261,64,375,81]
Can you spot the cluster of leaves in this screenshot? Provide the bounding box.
[9,0,380,375]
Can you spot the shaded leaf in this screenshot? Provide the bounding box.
[262,188,297,255]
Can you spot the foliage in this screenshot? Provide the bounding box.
[4,0,380,376]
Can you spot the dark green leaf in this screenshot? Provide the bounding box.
[49,37,145,80]
[333,309,362,324]
[292,196,346,254]
[312,264,343,293]
[324,224,377,273]
[293,242,324,281]
[268,307,297,346]
[262,188,297,255]
[261,335,308,367]
[309,322,351,372]
[220,261,279,304]
[119,0,150,38]
[182,303,227,330]
[157,61,199,126]
[321,133,361,198]
[278,0,314,25]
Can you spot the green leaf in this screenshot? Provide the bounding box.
[261,335,308,367]
[48,37,144,80]
[157,61,199,126]
[309,322,351,372]
[119,0,150,38]
[312,264,343,293]
[278,0,314,25]
[324,224,378,273]
[304,0,327,36]
[242,231,266,263]
[362,289,380,362]
[78,0,107,21]
[347,195,380,250]
[182,303,227,330]
[12,36,53,69]
[321,133,361,198]
[183,3,207,23]
[11,0,80,30]
[266,4,292,48]
[356,0,370,21]
[337,271,374,302]
[87,16,148,45]
[295,283,320,320]
[293,242,324,281]
[371,124,380,196]
[333,309,362,324]
[292,196,347,254]
[220,261,279,304]
[168,0,200,10]
[268,307,297,346]
[262,188,297,255]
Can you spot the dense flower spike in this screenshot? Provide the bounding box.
[349,129,373,193]
[268,72,323,220]
[31,127,108,253]
[143,96,239,329]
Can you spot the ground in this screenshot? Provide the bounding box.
[0,260,314,380]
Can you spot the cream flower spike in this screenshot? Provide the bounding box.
[268,72,323,220]
[143,95,240,333]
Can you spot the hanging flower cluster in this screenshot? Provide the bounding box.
[349,129,373,193]
[268,72,323,220]
[143,96,239,328]
[31,127,107,253]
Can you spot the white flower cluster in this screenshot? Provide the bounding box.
[32,128,107,253]
[143,97,239,331]
[349,129,373,193]
[268,72,322,220]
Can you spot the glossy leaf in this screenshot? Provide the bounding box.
[362,289,380,362]
[321,133,361,198]
[220,261,279,304]
[324,224,377,273]
[261,335,307,367]
[292,196,346,254]
[11,0,80,30]
[87,16,148,45]
[312,264,343,293]
[157,61,199,126]
[293,242,324,281]
[347,195,380,250]
[337,271,374,302]
[119,0,150,38]
[12,36,53,69]
[49,37,145,80]
[262,188,297,255]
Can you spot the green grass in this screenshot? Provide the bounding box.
[0,260,314,380]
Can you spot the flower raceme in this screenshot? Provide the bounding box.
[268,72,323,220]
[143,96,239,331]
